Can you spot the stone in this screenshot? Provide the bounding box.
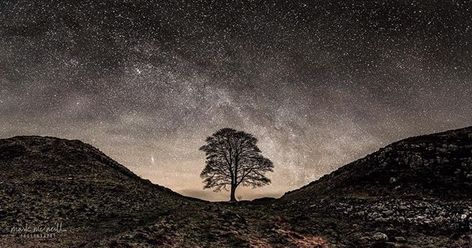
[372,232,389,242]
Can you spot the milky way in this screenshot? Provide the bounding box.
[1,0,471,200]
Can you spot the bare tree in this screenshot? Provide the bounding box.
[199,128,274,202]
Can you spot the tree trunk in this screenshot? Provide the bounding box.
[230,184,237,202]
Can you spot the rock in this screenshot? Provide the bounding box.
[394,236,406,243]
[372,232,389,242]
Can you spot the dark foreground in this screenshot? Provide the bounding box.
[1,127,472,247]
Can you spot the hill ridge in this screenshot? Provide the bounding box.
[282,125,472,200]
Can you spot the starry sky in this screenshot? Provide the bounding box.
[1,0,471,201]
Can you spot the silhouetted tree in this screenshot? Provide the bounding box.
[200,128,274,202]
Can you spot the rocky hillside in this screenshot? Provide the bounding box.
[278,126,472,247]
[0,136,194,247]
[283,126,472,200]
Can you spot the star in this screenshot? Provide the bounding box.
[0,0,471,201]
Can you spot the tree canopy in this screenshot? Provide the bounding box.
[200,128,273,202]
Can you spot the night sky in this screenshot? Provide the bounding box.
[1,0,471,201]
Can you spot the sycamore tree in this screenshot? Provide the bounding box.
[199,128,274,202]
